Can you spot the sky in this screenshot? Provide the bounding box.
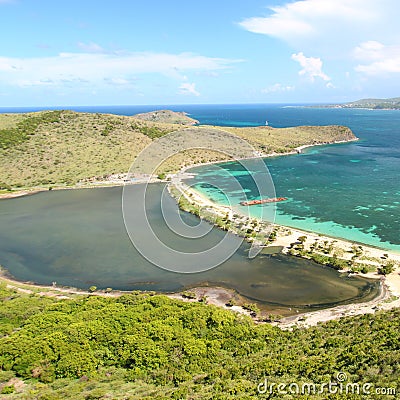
[0,0,400,106]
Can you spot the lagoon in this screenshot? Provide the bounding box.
[0,184,379,314]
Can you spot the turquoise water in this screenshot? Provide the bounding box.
[184,106,400,251]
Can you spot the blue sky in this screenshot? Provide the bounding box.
[1,0,400,106]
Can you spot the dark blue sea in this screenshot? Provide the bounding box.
[2,104,399,251]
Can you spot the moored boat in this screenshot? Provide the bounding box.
[240,197,287,206]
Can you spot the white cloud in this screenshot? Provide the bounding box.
[239,0,378,43]
[240,13,313,41]
[0,51,240,89]
[239,0,400,89]
[179,82,200,96]
[262,83,295,93]
[291,52,330,81]
[354,41,386,61]
[354,41,400,75]
[239,0,400,62]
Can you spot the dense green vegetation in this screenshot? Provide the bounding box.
[0,283,398,399]
[130,121,171,139]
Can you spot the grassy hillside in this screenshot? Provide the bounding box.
[0,111,179,188]
[0,282,398,399]
[0,110,356,190]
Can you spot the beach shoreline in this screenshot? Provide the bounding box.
[1,260,399,329]
[0,267,256,319]
[171,180,400,260]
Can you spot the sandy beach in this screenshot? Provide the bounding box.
[275,271,400,330]
[170,177,400,265]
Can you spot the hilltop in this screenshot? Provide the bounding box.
[133,109,199,125]
[0,109,356,191]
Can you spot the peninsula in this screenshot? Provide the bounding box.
[0,109,354,192]
[315,96,400,110]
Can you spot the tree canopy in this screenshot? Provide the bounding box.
[0,283,398,399]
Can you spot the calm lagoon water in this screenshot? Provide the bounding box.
[0,185,379,313]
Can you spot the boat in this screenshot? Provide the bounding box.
[240,197,287,206]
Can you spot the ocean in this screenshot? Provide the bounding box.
[2,103,399,251]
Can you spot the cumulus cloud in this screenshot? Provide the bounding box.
[291,52,330,81]
[239,0,400,86]
[354,41,400,75]
[179,82,200,96]
[239,0,378,43]
[262,83,295,93]
[0,51,240,89]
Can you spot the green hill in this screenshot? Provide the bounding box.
[0,110,178,189]
[0,110,356,191]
